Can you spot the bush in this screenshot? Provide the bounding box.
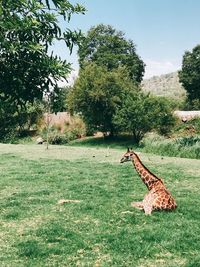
[0,100,44,143]
[66,116,86,140]
[175,136,200,147]
[142,133,200,159]
[172,117,200,137]
[39,114,86,145]
[114,92,176,143]
[48,130,69,145]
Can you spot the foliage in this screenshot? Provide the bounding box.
[142,133,200,159]
[183,98,200,110]
[0,100,18,140]
[78,24,145,83]
[17,101,45,132]
[0,100,44,142]
[0,0,85,111]
[68,63,139,135]
[152,97,177,135]
[39,114,86,144]
[49,87,69,113]
[172,117,200,137]
[45,129,69,145]
[179,45,200,106]
[114,92,176,143]
[175,136,200,147]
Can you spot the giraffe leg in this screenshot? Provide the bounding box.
[131,201,143,210]
[143,201,153,215]
[143,192,155,215]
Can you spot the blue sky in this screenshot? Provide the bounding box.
[53,0,200,79]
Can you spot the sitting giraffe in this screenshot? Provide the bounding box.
[120,148,177,215]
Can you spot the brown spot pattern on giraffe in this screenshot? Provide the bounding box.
[120,149,177,214]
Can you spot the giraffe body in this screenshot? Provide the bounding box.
[120,148,177,215]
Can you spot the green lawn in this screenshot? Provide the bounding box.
[0,143,200,267]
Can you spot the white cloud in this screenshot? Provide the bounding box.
[144,59,180,79]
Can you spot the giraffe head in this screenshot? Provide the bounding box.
[120,148,134,163]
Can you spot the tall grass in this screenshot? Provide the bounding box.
[142,134,200,159]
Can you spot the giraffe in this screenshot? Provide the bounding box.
[120,148,177,215]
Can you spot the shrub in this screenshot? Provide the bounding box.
[173,117,200,137]
[142,133,200,159]
[66,116,86,139]
[48,131,69,145]
[39,114,86,145]
[175,136,200,147]
[114,92,176,143]
[0,100,45,143]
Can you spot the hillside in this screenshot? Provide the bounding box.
[141,71,186,99]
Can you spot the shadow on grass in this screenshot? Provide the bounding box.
[69,135,140,150]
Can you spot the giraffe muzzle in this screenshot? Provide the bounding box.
[120,158,125,163]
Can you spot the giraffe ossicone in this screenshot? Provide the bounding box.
[120,148,177,215]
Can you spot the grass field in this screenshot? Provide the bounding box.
[0,143,200,267]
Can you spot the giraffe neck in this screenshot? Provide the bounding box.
[131,153,163,190]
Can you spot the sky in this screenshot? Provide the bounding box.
[52,0,200,80]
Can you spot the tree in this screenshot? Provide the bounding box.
[49,86,69,113]
[78,24,145,83]
[0,0,85,107]
[0,100,17,140]
[0,0,85,139]
[179,45,200,108]
[113,92,176,143]
[68,63,139,135]
[0,99,44,141]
